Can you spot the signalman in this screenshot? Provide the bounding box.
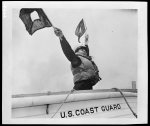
[54,27,101,90]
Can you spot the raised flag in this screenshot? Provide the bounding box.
[75,19,87,42]
[19,8,52,35]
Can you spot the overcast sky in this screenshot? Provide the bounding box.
[11,4,138,94]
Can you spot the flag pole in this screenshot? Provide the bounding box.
[51,23,55,29]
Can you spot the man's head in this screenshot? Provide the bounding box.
[74,46,89,56]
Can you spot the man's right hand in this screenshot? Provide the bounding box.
[54,27,64,39]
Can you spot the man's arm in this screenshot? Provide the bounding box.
[54,27,81,67]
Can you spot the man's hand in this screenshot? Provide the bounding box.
[54,27,64,40]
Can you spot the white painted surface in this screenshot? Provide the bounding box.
[12,90,137,118]
[12,91,136,108]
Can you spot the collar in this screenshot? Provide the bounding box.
[76,54,92,60]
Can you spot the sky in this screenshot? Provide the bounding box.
[11,5,138,94]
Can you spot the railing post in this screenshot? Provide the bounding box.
[132,81,136,89]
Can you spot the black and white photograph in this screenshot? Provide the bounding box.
[2,1,147,124]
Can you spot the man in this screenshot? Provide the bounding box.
[54,27,101,90]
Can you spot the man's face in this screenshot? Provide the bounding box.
[76,48,87,56]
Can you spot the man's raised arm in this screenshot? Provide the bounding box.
[54,27,81,67]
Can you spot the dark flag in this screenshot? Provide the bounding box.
[75,19,87,43]
[19,8,52,35]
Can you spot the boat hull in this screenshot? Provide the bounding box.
[12,89,137,118]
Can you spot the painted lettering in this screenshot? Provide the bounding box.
[80,109,84,115]
[74,107,99,117]
[85,108,90,114]
[117,104,121,109]
[105,105,109,111]
[68,111,73,117]
[60,111,66,118]
[94,107,98,112]
[90,107,94,113]
[101,106,105,112]
[75,109,80,116]
[101,104,121,112]
[113,104,117,110]
[60,104,121,118]
[109,105,113,110]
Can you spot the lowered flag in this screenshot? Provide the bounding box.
[19,8,52,35]
[75,19,87,43]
